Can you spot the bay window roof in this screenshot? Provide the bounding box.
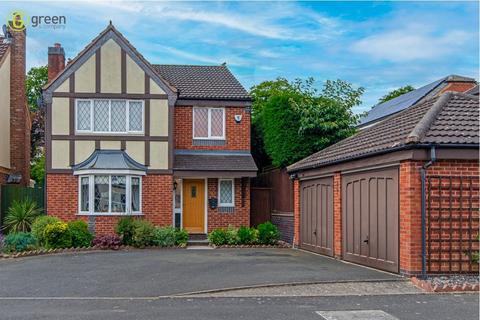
[73,150,147,174]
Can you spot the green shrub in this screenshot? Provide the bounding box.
[115,217,136,246]
[3,232,37,253]
[237,226,257,245]
[44,221,72,249]
[68,220,93,248]
[174,228,188,247]
[153,226,176,247]
[226,226,239,245]
[208,228,228,246]
[132,220,156,248]
[257,221,280,245]
[3,200,42,233]
[31,216,60,246]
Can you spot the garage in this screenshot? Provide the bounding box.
[342,167,399,273]
[300,177,334,256]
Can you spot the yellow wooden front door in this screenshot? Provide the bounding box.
[182,179,205,233]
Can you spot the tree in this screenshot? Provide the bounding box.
[251,78,363,168]
[378,85,415,104]
[26,66,48,111]
[26,66,48,185]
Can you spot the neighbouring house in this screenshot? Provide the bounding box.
[0,24,30,186]
[43,23,257,235]
[357,75,477,129]
[287,92,479,275]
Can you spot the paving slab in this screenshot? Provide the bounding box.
[0,248,400,297]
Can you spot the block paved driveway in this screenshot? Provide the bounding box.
[0,248,400,297]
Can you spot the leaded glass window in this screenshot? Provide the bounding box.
[77,100,91,131]
[94,175,110,212]
[111,176,126,213]
[193,107,224,139]
[94,100,110,132]
[131,177,140,212]
[128,101,143,132]
[80,176,90,212]
[219,179,234,206]
[111,100,127,132]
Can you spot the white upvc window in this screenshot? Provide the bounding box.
[218,178,234,207]
[78,175,142,215]
[75,99,144,134]
[193,107,225,140]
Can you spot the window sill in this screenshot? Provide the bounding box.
[76,213,144,216]
[192,139,226,146]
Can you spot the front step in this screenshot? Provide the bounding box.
[188,234,209,246]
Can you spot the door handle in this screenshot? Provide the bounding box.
[313,229,317,236]
[363,235,369,244]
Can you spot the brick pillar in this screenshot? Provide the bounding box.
[47,43,65,82]
[293,179,300,246]
[9,25,29,185]
[399,160,423,275]
[333,172,342,257]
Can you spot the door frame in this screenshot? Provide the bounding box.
[175,178,208,234]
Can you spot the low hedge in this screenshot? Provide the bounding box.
[208,223,280,246]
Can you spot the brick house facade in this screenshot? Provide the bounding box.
[43,24,256,235]
[0,24,30,186]
[289,92,479,275]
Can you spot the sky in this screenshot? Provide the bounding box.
[1,1,479,113]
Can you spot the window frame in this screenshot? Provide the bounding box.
[78,174,142,215]
[75,99,144,134]
[192,107,225,140]
[218,178,235,207]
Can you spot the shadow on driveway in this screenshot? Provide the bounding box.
[0,248,401,297]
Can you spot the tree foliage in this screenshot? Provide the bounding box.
[378,85,415,104]
[26,66,48,111]
[251,78,363,168]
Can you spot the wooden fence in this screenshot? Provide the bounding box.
[250,187,271,226]
[0,184,45,228]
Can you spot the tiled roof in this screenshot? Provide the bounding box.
[0,37,9,61]
[465,85,479,96]
[73,150,147,172]
[358,75,476,127]
[153,64,250,101]
[288,92,479,172]
[174,152,257,172]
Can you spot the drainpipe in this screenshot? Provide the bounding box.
[421,146,436,279]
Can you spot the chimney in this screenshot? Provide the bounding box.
[8,23,30,185]
[48,43,65,82]
[439,75,477,95]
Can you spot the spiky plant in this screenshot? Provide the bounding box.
[3,200,42,233]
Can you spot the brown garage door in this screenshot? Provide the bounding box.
[342,167,399,273]
[300,177,334,256]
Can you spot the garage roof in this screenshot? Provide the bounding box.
[288,92,479,173]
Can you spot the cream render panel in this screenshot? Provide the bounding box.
[0,52,10,169]
[126,141,145,164]
[75,140,95,164]
[150,78,165,94]
[51,98,70,135]
[150,141,168,169]
[54,78,69,93]
[75,55,95,92]
[126,55,145,94]
[150,99,168,136]
[100,39,121,93]
[100,140,121,150]
[51,140,70,169]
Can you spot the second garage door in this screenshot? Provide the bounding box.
[342,167,399,273]
[300,177,334,256]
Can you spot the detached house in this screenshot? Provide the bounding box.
[43,24,257,235]
[0,24,30,186]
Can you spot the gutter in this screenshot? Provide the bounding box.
[420,146,436,279]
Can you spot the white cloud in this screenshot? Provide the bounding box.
[351,27,471,62]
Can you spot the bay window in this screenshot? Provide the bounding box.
[193,107,225,139]
[79,175,142,215]
[218,179,234,207]
[76,99,144,133]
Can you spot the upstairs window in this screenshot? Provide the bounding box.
[76,99,144,134]
[193,107,225,139]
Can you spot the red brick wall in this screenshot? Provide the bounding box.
[174,106,250,150]
[293,179,300,246]
[9,27,29,185]
[333,173,342,257]
[46,174,173,235]
[207,178,250,231]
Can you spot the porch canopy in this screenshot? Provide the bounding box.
[73,150,147,175]
[173,150,257,178]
